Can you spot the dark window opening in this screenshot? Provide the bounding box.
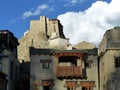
[82,87,86,90]
[67,87,74,90]
[82,87,92,90]
[43,86,52,90]
[86,62,91,68]
[59,56,78,66]
[0,57,2,71]
[67,87,70,90]
[85,60,93,68]
[86,61,93,68]
[42,63,49,69]
[115,57,120,68]
[40,60,51,69]
[10,61,14,80]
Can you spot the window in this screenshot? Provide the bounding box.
[115,57,120,68]
[10,61,13,80]
[82,87,87,90]
[67,87,74,90]
[43,62,49,69]
[15,66,17,79]
[42,80,53,90]
[43,86,52,90]
[82,87,92,90]
[67,87,70,90]
[86,62,91,68]
[0,57,2,71]
[80,81,94,90]
[40,60,51,69]
[86,60,93,68]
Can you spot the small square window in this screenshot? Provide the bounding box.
[43,62,49,69]
[86,60,93,68]
[40,60,51,69]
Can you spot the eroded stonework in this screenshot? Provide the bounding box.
[18,16,67,62]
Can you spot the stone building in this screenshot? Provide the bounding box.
[7,15,120,90]
[74,41,96,50]
[0,30,19,90]
[18,16,68,62]
[29,47,98,90]
[0,71,7,90]
[17,16,98,90]
[98,27,120,90]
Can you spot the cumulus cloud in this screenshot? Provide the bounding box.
[57,0,120,46]
[22,4,51,19]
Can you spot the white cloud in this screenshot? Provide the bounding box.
[22,11,33,19]
[60,0,86,6]
[37,4,49,10]
[57,0,120,46]
[22,4,50,19]
[70,0,78,4]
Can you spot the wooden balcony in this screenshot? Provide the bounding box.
[56,66,82,79]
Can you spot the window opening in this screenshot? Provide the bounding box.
[86,60,93,68]
[115,57,120,68]
[43,62,49,69]
[43,86,52,90]
[0,57,2,71]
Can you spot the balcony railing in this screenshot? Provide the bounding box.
[56,66,82,79]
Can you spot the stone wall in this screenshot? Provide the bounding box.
[74,41,96,50]
[98,27,120,55]
[18,16,67,62]
[98,27,120,90]
[30,48,99,90]
[99,50,120,90]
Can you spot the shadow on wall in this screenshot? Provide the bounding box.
[106,68,120,90]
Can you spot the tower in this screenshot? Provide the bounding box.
[18,16,68,62]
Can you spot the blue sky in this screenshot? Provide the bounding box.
[1,0,120,45]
